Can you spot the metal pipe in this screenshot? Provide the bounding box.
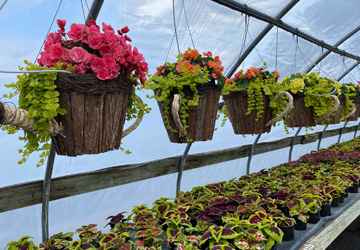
[338,122,348,143]
[246,134,262,175]
[305,25,360,73]
[41,141,56,242]
[85,0,104,24]
[210,0,360,62]
[176,142,192,195]
[289,127,302,162]
[355,122,360,138]
[317,125,328,151]
[0,70,71,74]
[226,0,299,77]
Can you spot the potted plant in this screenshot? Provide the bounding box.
[280,72,351,127]
[5,236,38,250]
[276,217,296,241]
[221,65,292,134]
[2,19,149,165]
[145,48,225,143]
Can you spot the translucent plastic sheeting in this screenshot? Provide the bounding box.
[1,0,360,247]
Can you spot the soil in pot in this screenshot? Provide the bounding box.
[279,225,294,241]
[307,210,320,224]
[320,204,331,217]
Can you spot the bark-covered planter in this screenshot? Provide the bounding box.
[52,73,133,156]
[157,85,221,143]
[285,94,315,127]
[347,96,360,121]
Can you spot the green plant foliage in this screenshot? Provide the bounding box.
[5,236,38,250]
[2,61,68,167]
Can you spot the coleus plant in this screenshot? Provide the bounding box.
[5,236,38,250]
[199,224,238,249]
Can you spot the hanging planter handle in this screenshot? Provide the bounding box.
[340,103,356,122]
[122,95,145,138]
[265,91,294,127]
[171,94,186,138]
[315,95,340,123]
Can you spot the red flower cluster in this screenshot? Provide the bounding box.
[155,49,224,80]
[225,67,280,86]
[38,19,148,84]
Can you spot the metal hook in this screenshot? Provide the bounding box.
[246,134,262,175]
[289,127,302,162]
[176,142,192,195]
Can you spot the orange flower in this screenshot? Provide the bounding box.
[184,49,199,60]
[203,51,212,57]
[225,78,233,85]
[155,65,166,75]
[273,70,280,79]
[176,60,198,74]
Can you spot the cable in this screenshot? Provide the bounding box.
[172,0,181,54]
[34,0,64,63]
[0,0,8,11]
[182,0,195,49]
[165,2,184,62]
[247,28,264,64]
[84,0,90,11]
[275,26,278,70]
[80,0,86,22]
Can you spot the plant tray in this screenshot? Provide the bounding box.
[52,73,133,156]
[157,85,221,143]
[223,90,272,134]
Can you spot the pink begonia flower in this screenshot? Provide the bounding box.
[49,43,64,60]
[109,64,121,79]
[138,61,149,72]
[57,19,66,31]
[69,47,91,64]
[102,22,114,33]
[38,51,56,67]
[47,32,62,44]
[71,64,87,74]
[121,26,130,34]
[118,36,127,46]
[86,20,97,27]
[124,35,132,42]
[60,49,72,67]
[99,44,111,55]
[103,32,118,43]
[88,33,103,49]
[111,43,125,62]
[86,24,100,34]
[90,55,105,73]
[67,23,85,42]
[126,55,138,64]
[102,54,117,69]
[97,67,110,80]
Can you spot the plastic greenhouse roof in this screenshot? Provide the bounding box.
[1,0,360,247]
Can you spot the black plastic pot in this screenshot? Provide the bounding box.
[270,242,278,250]
[349,183,359,193]
[294,217,307,231]
[339,193,345,203]
[331,197,340,207]
[279,225,294,241]
[320,204,331,217]
[280,207,290,217]
[307,210,320,224]
[345,187,349,198]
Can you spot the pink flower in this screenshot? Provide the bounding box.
[67,23,85,42]
[102,54,117,69]
[96,67,110,80]
[90,55,105,72]
[47,32,62,44]
[121,26,130,34]
[38,51,56,67]
[69,47,90,64]
[86,20,98,27]
[49,43,64,60]
[109,64,121,79]
[88,33,103,49]
[99,44,111,55]
[111,43,125,62]
[60,48,72,66]
[103,32,118,43]
[71,64,87,74]
[57,19,66,31]
[102,22,114,33]
[124,35,132,42]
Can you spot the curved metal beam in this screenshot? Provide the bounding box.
[226,0,299,77]
[305,25,360,73]
[289,127,302,162]
[317,125,328,151]
[246,134,262,175]
[210,0,360,62]
[176,142,192,194]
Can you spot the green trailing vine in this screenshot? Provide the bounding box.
[2,61,68,167]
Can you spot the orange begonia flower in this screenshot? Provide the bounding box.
[225,78,233,85]
[184,49,200,60]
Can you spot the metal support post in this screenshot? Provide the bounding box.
[338,122,348,143]
[289,127,302,162]
[246,134,262,175]
[355,122,360,138]
[317,125,328,151]
[41,141,56,242]
[176,142,192,195]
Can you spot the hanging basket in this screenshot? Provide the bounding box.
[285,94,341,127]
[52,73,134,156]
[321,95,343,125]
[223,90,293,134]
[347,96,360,121]
[156,84,221,143]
